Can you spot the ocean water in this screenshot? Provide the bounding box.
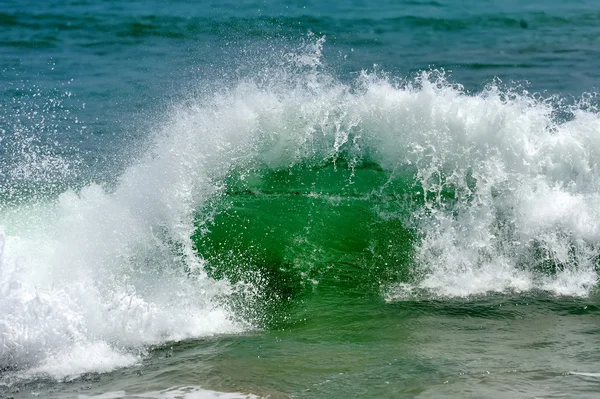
[2,0,600,397]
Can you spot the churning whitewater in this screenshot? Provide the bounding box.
[1,40,600,381]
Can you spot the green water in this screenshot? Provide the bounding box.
[33,289,600,398]
[194,161,415,308]
[174,295,600,398]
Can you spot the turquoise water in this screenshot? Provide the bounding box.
[2,1,600,398]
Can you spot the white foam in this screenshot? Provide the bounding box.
[27,342,140,381]
[569,372,600,378]
[0,74,254,378]
[355,77,600,299]
[78,386,259,399]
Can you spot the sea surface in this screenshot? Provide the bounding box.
[1,0,600,398]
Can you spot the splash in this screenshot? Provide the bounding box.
[1,37,600,380]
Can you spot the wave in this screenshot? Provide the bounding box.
[1,37,600,380]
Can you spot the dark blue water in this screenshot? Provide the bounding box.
[2,1,600,398]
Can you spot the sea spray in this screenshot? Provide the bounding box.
[1,38,599,382]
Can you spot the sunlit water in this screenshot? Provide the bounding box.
[2,0,600,397]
